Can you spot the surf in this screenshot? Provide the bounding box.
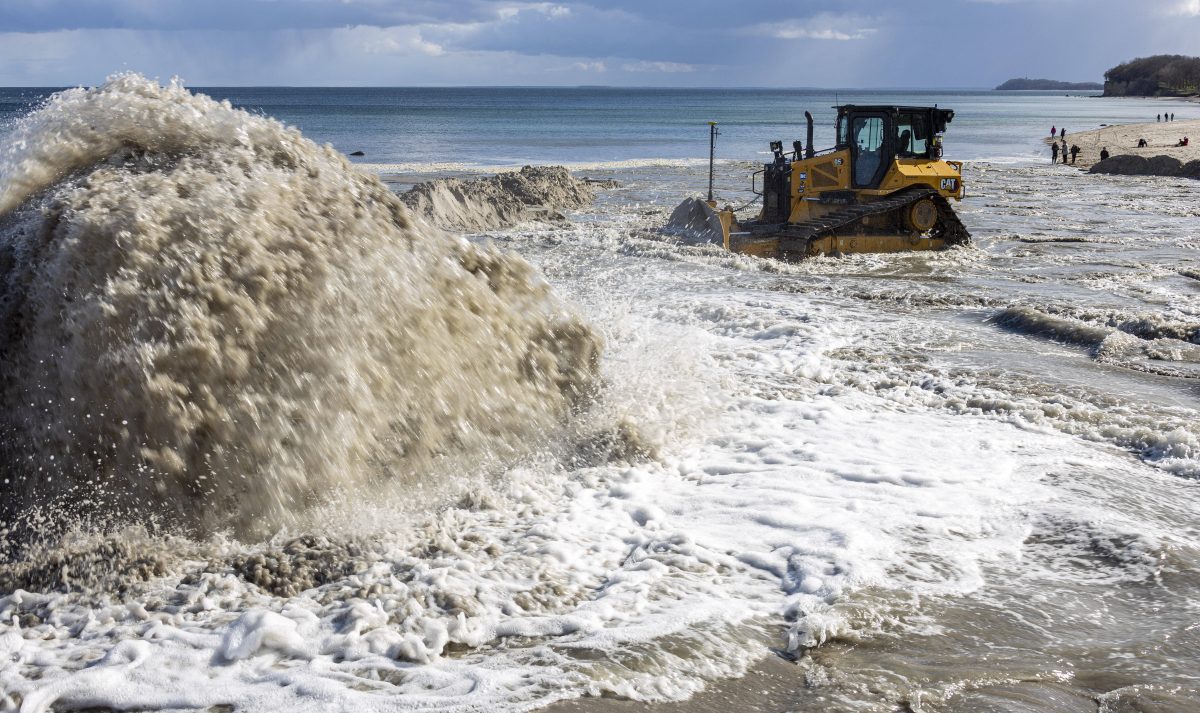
[0,74,601,537]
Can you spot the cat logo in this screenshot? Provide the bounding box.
[940,178,958,191]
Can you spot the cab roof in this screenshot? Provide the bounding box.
[835,105,955,130]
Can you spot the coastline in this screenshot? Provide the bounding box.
[1041,119,1200,169]
[1100,94,1200,104]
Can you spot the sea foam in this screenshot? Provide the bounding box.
[0,74,600,536]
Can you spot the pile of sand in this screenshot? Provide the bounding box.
[1089,154,1200,178]
[665,197,727,245]
[399,165,599,232]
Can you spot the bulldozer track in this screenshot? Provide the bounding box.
[929,192,972,246]
[768,186,971,254]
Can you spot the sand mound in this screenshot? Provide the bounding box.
[398,165,597,232]
[0,75,601,537]
[1087,153,1200,178]
[664,197,726,245]
[1180,160,1200,178]
[1090,154,1156,175]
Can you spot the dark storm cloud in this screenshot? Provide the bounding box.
[416,1,886,69]
[0,0,875,33]
[0,0,489,32]
[0,0,1197,86]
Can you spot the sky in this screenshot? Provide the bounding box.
[0,0,1198,87]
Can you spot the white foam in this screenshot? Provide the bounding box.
[1,255,1189,711]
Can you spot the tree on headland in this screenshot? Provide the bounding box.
[1103,55,1200,97]
[995,78,1103,91]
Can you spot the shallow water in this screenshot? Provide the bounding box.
[0,81,1198,712]
[515,158,1200,711]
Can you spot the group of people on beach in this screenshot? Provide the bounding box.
[1048,116,1190,166]
[1049,135,1080,164]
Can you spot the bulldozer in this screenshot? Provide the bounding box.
[668,105,970,259]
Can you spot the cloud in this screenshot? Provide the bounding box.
[772,26,875,41]
[0,0,509,32]
[0,0,1197,88]
[1169,0,1200,15]
[357,27,445,57]
[744,14,878,41]
[620,60,696,73]
[495,3,572,21]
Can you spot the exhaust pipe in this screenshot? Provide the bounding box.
[804,111,815,158]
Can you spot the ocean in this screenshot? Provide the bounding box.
[0,80,1197,712]
[3,86,1179,166]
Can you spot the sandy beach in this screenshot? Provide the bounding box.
[1043,118,1200,168]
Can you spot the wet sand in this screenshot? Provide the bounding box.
[543,656,809,713]
[1043,119,1200,168]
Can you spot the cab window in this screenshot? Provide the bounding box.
[851,115,884,185]
[895,113,929,157]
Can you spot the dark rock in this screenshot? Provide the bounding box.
[348,150,365,156]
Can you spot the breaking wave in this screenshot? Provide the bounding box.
[0,75,600,537]
[990,305,1200,378]
[990,306,1115,348]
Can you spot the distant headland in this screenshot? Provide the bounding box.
[1103,55,1200,97]
[995,78,1103,91]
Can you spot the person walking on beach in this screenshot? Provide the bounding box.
[1100,147,1110,161]
[1070,144,1080,164]
[1171,113,1175,122]
[1051,141,1059,163]
[1157,114,1161,122]
[1060,128,1066,139]
[1061,138,1068,164]
[1051,126,1057,137]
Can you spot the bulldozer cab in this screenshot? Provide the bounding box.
[835,105,955,189]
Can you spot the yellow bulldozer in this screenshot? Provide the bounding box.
[668,105,970,259]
